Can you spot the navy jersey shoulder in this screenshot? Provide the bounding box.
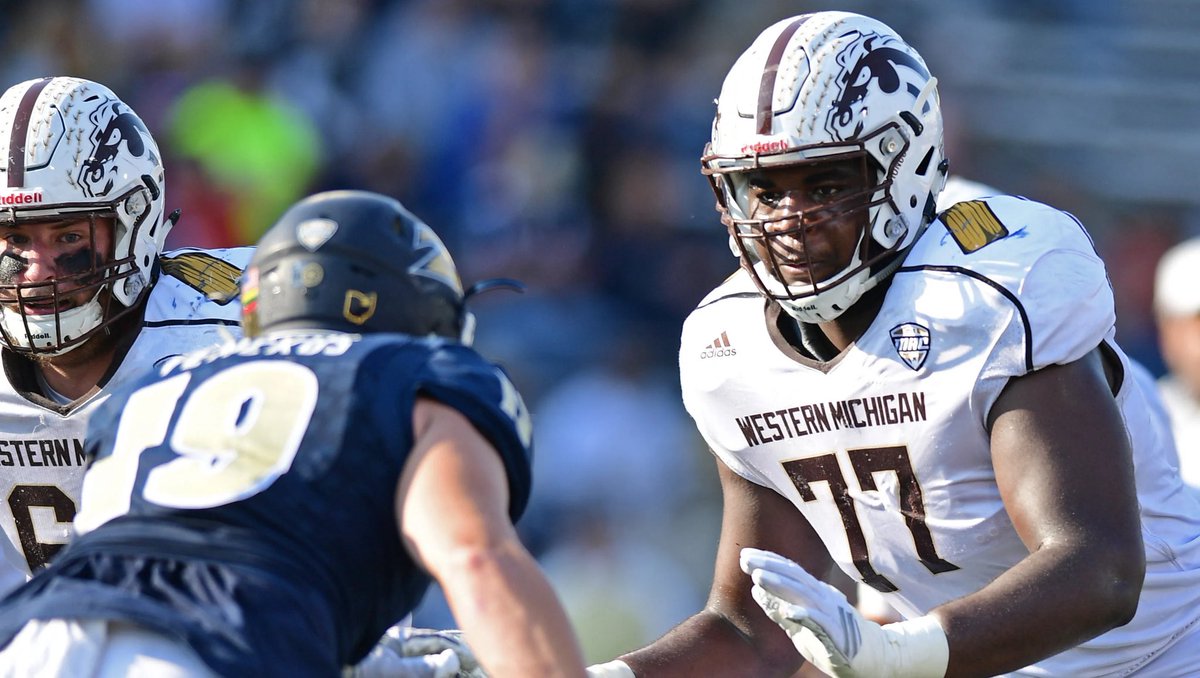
[89,332,533,521]
[0,332,534,676]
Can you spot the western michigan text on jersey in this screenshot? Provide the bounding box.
[736,391,928,445]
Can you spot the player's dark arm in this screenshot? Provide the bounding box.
[399,396,587,678]
[931,346,1145,677]
[618,457,829,677]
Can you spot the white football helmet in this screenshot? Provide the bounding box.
[703,12,947,323]
[0,76,173,355]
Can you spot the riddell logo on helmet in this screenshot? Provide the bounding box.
[0,190,43,205]
[740,139,789,155]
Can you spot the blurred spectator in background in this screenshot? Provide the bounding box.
[167,58,322,244]
[1154,238,1200,497]
[522,327,713,663]
[1102,211,1183,377]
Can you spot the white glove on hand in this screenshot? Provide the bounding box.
[739,548,948,678]
[348,646,460,678]
[347,626,484,678]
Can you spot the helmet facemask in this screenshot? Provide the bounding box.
[708,150,901,321]
[0,208,141,356]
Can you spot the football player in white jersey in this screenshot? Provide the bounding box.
[587,11,1200,678]
[0,76,250,593]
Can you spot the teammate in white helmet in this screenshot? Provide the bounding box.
[587,11,1200,678]
[0,76,250,592]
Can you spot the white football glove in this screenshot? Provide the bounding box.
[346,626,484,678]
[739,547,948,678]
[347,646,460,678]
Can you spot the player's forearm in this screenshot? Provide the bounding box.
[617,607,803,677]
[933,542,1143,677]
[436,537,586,678]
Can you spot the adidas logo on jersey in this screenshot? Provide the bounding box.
[701,331,736,359]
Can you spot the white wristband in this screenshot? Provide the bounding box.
[880,615,949,678]
[586,659,635,678]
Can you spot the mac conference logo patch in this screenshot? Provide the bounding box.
[890,322,931,371]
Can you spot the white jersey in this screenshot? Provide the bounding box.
[680,196,1200,676]
[0,247,251,592]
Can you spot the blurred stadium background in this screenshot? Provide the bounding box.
[4,0,1197,663]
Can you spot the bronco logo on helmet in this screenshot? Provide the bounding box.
[79,97,158,199]
[828,34,932,138]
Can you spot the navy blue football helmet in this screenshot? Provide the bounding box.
[242,190,479,342]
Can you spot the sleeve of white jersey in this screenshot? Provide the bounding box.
[678,299,775,489]
[1010,211,1116,372]
[911,197,1120,430]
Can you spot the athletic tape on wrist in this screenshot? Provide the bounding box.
[586,659,636,678]
[881,614,949,678]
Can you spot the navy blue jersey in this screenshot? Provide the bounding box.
[0,331,533,677]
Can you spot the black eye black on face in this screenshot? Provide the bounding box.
[0,251,28,284]
[56,247,100,276]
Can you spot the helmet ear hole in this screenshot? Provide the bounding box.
[915,147,935,176]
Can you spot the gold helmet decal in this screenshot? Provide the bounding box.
[343,289,378,325]
[411,222,463,294]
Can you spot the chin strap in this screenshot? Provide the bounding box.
[464,277,525,299]
[0,289,107,356]
[458,278,525,347]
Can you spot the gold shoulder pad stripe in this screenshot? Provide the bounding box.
[160,252,242,305]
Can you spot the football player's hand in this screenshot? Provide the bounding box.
[740,547,948,678]
[347,626,485,678]
[347,646,460,678]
